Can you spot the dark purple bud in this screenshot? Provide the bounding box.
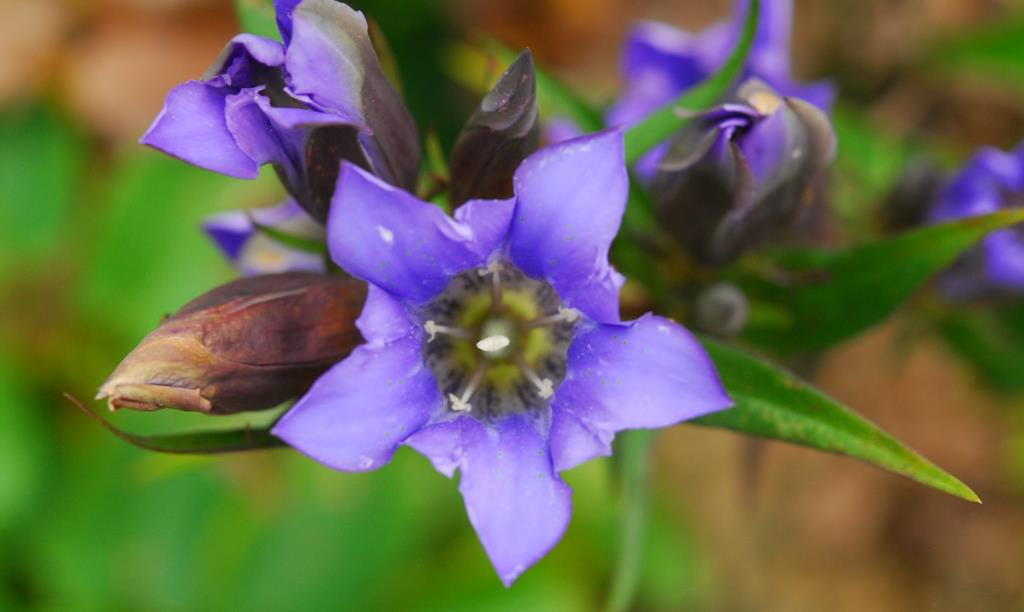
[97,273,367,415]
[449,49,540,207]
[652,79,836,265]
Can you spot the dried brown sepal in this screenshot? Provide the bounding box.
[97,273,367,414]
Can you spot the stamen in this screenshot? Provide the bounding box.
[478,261,503,308]
[476,334,511,353]
[448,364,487,413]
[527,306,580,328]
[424,320,470,342]
[516,355,555,400]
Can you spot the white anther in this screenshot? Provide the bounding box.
[528,306,581,329]
[448,392,472,412]
[476,334,511,353]
[517,355,556,400]
[557,307,579,323]
[478,261,502,277]
[424,320,470,342]
[535,378,555,399]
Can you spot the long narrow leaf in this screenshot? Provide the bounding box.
[691,340,980,503]
[733,208,1024,354]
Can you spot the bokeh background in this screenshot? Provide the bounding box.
[2,0,1024,610]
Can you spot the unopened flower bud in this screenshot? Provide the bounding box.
[449,49,540,207]
[652,79,836,265]
[694,282,749,338]
[97,273,367,414]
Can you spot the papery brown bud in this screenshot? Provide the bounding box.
[449,49,539,207]
[97,273,367,414]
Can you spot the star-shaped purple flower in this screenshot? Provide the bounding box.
[141,0,420,222]
[271,129,732,585]
[929,142,1024,300]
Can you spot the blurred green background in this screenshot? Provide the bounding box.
[2,0,1024,610]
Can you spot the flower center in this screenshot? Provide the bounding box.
[419,262,577,419]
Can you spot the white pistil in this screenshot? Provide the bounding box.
[449,365,487,413]
[476,334,511,353]
[528,306,580,329]
[424,320,470,342]
[516,355,555,400]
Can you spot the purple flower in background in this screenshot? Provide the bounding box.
[606,0,834,179]
[204,200,326,276]
[929,142,1024,300]
[272,129,732,585]
[141,0,420,222]
[610,0,833,128]
[651,79,835,264]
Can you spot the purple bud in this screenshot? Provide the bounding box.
[449,49,540,207]
[97,273,367,414]
[652,79,836,265]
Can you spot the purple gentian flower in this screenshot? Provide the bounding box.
[929,142,1024,300]
[610,0,833,129]
[271,129,732,585]
[652,79,835,264]
[607,0,834,179]
[141,0,420,222]
[204,200,326,275]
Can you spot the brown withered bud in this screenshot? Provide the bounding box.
[97,273,367,415]
[449,49,540,207]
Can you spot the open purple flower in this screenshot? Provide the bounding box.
[272,129,732,585]
[141,0,419,222]
[929,142,1024,300]
[204,199,326,276]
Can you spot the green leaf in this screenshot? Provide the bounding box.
[623,0,759,163]
[66,394,286,454]
[692,339,980,503]
[731,208,1024,354]
[233,0,280,41]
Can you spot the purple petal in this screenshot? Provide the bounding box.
[508,129,628,323]
[274,0,302,43]
[223,88,287,168]
[356,284,417,346]
[550,314,732,472]
[984,230,1024,289]
[140,81,259,178]
[408,414,571,586]
[285,0,371,126]
[327,163,513,303]
[272,336,438,472]
[460,415,572,586]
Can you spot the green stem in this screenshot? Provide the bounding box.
[604,429,655,612]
